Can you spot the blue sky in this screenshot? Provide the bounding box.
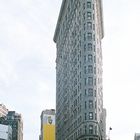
[0,0,140,140]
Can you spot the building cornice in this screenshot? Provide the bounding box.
[53,0,67,43]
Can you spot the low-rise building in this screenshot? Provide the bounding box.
[40,109,55,140]
[0,111,23,140]
[0,124,12,140]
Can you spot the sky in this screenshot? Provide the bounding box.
[0,0,140,140]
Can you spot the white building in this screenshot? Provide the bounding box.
[0,104,8,117]
[0,124,12,140]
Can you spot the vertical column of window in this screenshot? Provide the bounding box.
[87,1,92,9]
[88,65,93,73]
[87,32,92,41]
[87,22,92,30]
[88,88,93,96]
[89,125,94,134]
[84,125,87,134]
[87,11,92,20]
[86,1,95,77]
[82,2,88,127]
[88,54,93,62]
[89,112,93,120]
[88,77,93,86]
[89,100,93,109]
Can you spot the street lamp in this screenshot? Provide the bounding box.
[106,127,112,140]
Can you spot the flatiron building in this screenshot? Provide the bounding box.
[53,0,106,140]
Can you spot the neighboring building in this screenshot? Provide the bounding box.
[39,135,41,140]
[53,0,106,140]
[0,104,8,117]
[134,133,140,140]
[40,109,55,140]
[0,111,23,140]
[0,124,12,140]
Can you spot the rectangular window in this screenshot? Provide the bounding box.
[85,89,87,96]
[88,54,93,62]
[87,22,92,30]
[93,45,96,52]
[94,56,96,63]
[95,113,97,120]
[93,24,95,30]
[83,13,85,20]
[94,78,96,85]
[87,2,91,8]
[94,90,96,97]
[93,34,95,41]
[88,65,93,73]
[88,77,93,85]
[87,12,92,20]
[84,23,86,30]
[89,100,93,108]
[83,3,85,9]
[94,67,96,74]
[89,125,93,134]
[89,112,93,120]
[84,66,86,74]
[87,33,92,40]
[95,101,97,109]
[85,101,87,109]
[85,113,87,120]
[88,88,93,96]
[80,82,81,89]
[84,33,86,41]
[88,43,92,51]
[95,125,97,134]
[85,125,87,134]
[93,14,95,20]
[84,55,86,62]
[93,4,95,10]
[74,79,77,86]
[84,44,86,51]
[85,78,87,86]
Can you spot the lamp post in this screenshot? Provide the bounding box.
[106,127,112,140]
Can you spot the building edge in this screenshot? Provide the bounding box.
[53,0,66,43]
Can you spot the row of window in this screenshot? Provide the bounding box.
[68,125,96,140]
[85,100,94,109]
[84,65,96,74]
[85,77,96,86]
[85,125,97,135]
[83,12,95,20]
[84,43,96,52]
[85,112,97,120]
[83,1,94,10]
[84,54,96,63]
[85,88,96,97]
[84,33,95,41]
[84,22,95,30]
